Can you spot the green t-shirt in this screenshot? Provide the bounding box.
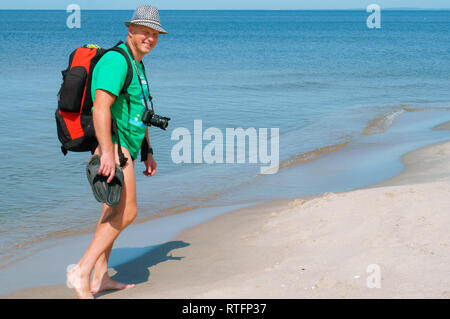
[91,43,150,160]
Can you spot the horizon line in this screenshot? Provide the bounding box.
[1,8,450,11]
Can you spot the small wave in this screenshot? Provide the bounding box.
[404,106,450,112]
[0,226,96,270]
[231,85,261,91]
[267,72,310,79]
[363,106,450,136]
[363,109,406,135]
[433,121,450,131]
[232,81,328,91]
[278,140,352,170]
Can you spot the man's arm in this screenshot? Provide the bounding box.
[93,89,117,183]
[143,127,157,177]
[145,127,151,150]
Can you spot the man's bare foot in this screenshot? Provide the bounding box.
[66,265,94,299]
[90,275,135,294]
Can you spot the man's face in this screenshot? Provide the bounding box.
[129,24,159,55]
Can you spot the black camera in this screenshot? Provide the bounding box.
[142,109,171,130]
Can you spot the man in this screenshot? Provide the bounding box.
[67,5,168,299]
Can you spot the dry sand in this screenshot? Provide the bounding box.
[4,140,450,299]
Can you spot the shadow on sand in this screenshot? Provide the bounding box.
[94,240,190,298]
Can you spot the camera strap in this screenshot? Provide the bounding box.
[125,43,154,113]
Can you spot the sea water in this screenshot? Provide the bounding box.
[0,10,450,269]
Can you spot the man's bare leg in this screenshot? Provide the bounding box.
[67,146,138,299]
[90,205,135,293]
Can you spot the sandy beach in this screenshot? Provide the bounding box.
[3,133,449,299]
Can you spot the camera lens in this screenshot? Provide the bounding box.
[150,115,170,130]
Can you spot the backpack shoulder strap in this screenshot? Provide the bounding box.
[102,41,134,168]
[106,41,133,99]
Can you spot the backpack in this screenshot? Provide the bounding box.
[55,41,133,166]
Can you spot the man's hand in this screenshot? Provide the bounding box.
[99,151,116,183]
[143,154,157,177]
[93,89,117,183]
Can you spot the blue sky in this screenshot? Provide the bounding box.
[2,0,450,10]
